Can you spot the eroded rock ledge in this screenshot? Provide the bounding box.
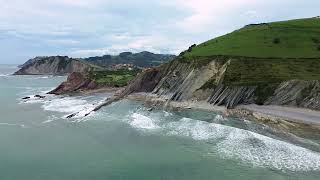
[48,72,124,95]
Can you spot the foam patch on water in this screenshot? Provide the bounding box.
[41,115,59,124]
[18,87,55,99]
[129,113,160,130]
[217,128,320,171]
[20,96,46,104]
[42,97,95,115]
[164,117,320,171]
[20,75,55,80]
[164,111,173,117]
[213,114,226,121]
[0,122,27,128]
[166,118,229,140]
[19,86,107,120]
[0,74,10,77]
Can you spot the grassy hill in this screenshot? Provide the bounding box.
[176,17,320,105]
[89,68,141,87]
[184,17,320,58]
[85,51,175,68]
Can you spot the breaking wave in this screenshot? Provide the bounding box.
[126,112,320,172]
[129,113,160,130]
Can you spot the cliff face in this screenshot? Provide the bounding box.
[14,56,94,75]
[48,72,107,95]
[124,57,320,111]
[265,80,320,109]
[49,68,141,95]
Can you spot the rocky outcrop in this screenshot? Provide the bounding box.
[48,72,109,95]
[64,56,320,118]
[14,56,95,75]
[265,80,320,110]
[113,57,320,110]
[64,67,166,118]
[207,85,256,108]
[92,67,166,112]
[18,56,46,68]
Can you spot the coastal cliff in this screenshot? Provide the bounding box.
[47,17,320,125]
[129,57,320,111]
[14,56,98,75]
[91,17,320,112]
[49,68,141,95]
[48,72,103,95]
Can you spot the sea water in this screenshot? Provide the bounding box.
[1,64,320,180]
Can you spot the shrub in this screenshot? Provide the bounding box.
[312,37,319,44]
[317,45,320,51]
[179,51,186,56]
[273,38,280,44]
[187,44,197,52]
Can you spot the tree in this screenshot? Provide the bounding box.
[273,38,280,44]
[187,44,197,52]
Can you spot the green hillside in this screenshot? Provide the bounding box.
[184,17,320,58]
[89,69,141,87]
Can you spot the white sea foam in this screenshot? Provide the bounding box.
[165,118,229,140]
[0,123,26,128]
[31,76,51,79]
[42,96,107,120]
[213,114,226,121]
[129,113,160,130]
[20,96,45,104]
[41,115,59,124]
[19,86,105,119]
[42,97,92,114]
[217,128,320,171]
[21,76,54,80]
[164,111,173,117]
[164,117,320,171]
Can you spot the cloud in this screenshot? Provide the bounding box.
[70,34,186,57]
[243,10,259,18]
[1,0,320,63]
[47,39,80,45]
[169,0,258,32]
[51,0,105,7]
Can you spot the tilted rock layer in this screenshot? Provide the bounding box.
[125,56,320,110]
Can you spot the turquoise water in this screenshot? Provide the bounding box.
[1,64,320,180]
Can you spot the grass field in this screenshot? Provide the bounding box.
[89,69,140,87]
[183,17,320,58]
[224,58,320,86]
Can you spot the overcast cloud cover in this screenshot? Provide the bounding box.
[0,0,319,64]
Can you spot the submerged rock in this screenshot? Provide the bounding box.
[34,95,46,99]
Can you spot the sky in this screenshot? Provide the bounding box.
[0,0,319,64]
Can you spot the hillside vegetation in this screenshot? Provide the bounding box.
[89,69,141,87]
[184,17,320,58]
[76,17,320,113]
[85,51,175,68]
[176,17,320,88]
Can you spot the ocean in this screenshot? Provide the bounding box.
[1,64,320,180]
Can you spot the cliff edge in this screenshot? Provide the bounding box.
[14,56,99,75]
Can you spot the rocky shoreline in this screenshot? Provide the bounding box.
[47,72,125,95]
[126,92,320,134]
